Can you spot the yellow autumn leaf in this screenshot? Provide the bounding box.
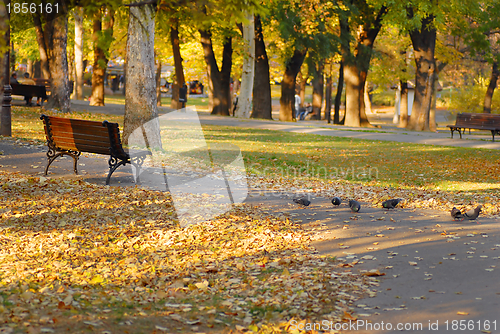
[89,275,104,284]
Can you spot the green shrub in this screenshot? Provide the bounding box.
[371,90,395,106]
[448,84,500,114]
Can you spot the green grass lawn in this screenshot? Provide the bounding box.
[202,125,500,193]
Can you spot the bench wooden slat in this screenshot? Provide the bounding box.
[40,114,151,185]
[447,112,500,141]
[51,135,114,148]
[45,124,110,137]
[46,117,103,127]
[50,132,111,144]
[53,142,112,155]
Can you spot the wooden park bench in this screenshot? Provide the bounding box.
[447,112,500,142]
[40,114,151,185]
[11,83,48,105]
[34,78,51,92]
[33,79,74,95]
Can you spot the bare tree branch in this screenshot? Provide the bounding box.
[484,30,500,36]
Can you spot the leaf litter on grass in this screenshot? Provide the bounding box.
[0,171,374,333]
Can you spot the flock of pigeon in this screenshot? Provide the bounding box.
[293,197,482,221]
[293,197,402,212]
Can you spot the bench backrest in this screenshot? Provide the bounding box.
[455,112,500,129]
[34,79,51,91]
[11,83,47,97]
[40,114,127,159]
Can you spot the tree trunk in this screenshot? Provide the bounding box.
[235,11,255,118]
[430,72,438,131]
[43,1,70,112]
[340,6,386,127]
[364,80,372,114]
[68,51,74,98]
[334,61,344,124]
[0,0,9,85]
[343,63,362,126]
[123,3,161,149]
[1,0,11,136]
[251,15,272,119]
[220,37,232,115]
[310,60,324,120]
[298,70,306,109]
[27,59,33,77]
[200,29,232,116]
[399,81,409,128]
[74,6,84,100]
[156,59,162,106]
[170,21,184,109]
[484,61,499,113]
[279,48,307,121]
[34,61,41,78]
[408,14,436,131]
[90,8,114,107]
[32,13,51,79]
[325,67,333,123]
[343,53,375,128]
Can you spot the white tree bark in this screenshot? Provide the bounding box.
[74,7,84,100]
[122,3,162,149]
[234,12,255,118]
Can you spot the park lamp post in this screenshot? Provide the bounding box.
[1,84,12,137]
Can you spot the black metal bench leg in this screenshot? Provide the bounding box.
[73,152,81,174]
[458,129,462,139]
[44,148,80,175]
[492,130,495,142]
[106,156,127,185]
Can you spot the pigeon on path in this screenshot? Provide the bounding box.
[450,207,464,220]
[382,198,402,209]
[349,200,361,213]
[293,198,311,207]
[331,197,342,206]
[464,205,482,220]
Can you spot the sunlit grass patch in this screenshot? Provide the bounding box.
[201,125,500,192]
[8,106,123,142]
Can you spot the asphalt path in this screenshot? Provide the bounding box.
[244,193,500,334]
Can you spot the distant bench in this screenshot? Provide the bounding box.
[40,114,151,185]
[33,79,74,95]
[447,112,500,142]
[11,83,48,105]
